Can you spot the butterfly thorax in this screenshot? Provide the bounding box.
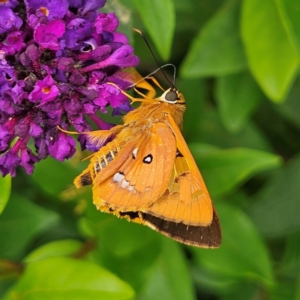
[123,88,186,129]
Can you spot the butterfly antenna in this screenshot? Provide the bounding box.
[130,63,176,89]
[133,28,176,88]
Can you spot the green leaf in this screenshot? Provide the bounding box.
[82,214,162,291]
[174,0,223,34]
[281,0,300,55]
[189,143,220,156]
[0,195,59,259]
[277,76,300,129]
[218,283,261,300]
[281,235,300,277]
[270,281,297,300]
[0,176,11,214]
[192,203,274,288]
[131,0,175,61]
[215,71,263,133]
[139,239,196,300]
[31,158,76,196]
[24,239,83,263]
[4,257,134,300]
[94,216,158,258]
[190,146,282,196]
[179,78,206,137]
[241,0,299,102]
[187,109,273,152]
[249,154,300,238]
[181,0,247,77]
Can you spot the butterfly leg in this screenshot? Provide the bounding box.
[107,82,155,104]
[130,76,165,99]
[139,76,165,92]
[130,77,157,99]
[57,126,82,135]
[108,73,166,103]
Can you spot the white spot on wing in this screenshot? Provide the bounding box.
[113,172,124,183]
[121,179,129,189]
[143,155,152,163]
[128,185,134,192]
[113,172,136,192]
[132,148,138,158]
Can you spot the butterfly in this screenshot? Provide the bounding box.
[73,70,221,248]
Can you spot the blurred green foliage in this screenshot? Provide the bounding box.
[1,0,300,299]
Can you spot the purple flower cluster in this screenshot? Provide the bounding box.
[0,0,139,176]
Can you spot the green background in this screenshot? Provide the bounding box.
[1,0,300,299]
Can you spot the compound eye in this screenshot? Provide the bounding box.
[165,90,178,102]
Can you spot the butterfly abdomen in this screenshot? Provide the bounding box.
[74,171,93,187]
[74,142,121,188]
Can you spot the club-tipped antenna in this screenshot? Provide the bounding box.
[133,28,176,88]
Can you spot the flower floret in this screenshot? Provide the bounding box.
[0,0,139,176]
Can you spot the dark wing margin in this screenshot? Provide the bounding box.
[141,209,221,248]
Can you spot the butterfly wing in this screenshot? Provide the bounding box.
[139,114,221,248]
[91,122,177,212]
[74,114,221,248]
[141,208,221,248]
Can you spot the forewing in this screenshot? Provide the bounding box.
[92,122,177,212]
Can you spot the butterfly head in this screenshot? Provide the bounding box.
[159,88,186,106]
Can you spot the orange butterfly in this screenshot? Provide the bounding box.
[73,69,221,248]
